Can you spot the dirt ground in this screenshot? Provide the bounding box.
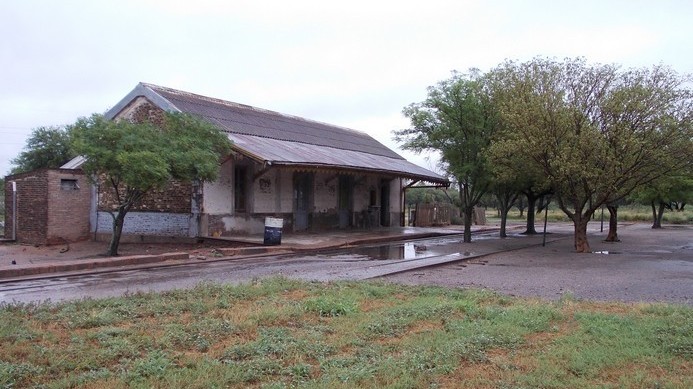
[0,238,249,266]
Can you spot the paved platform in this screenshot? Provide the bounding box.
[0,225,493,282]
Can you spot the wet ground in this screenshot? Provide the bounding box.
[0,223,690,305]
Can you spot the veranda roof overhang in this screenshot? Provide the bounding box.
[228,134,449,186]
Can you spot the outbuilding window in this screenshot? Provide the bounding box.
[60,179,79,191]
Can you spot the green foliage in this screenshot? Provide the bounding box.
[396,70,498,241]
[9,125,75,174]
[631,173,693,209]
[486,57,693,251]
[72,112,231,191]
[405,187,458,206]
[70,112,232,255]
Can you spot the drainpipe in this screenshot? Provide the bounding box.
[11,181,17,241]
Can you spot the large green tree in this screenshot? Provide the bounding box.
[395,70,497,242]
[488,57,692,252]
[72,112,232,256]
[10,126,75,174]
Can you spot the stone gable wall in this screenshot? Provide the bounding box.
[96,179,192,214]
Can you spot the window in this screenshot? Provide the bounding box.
[60,179,79,191]
[234,166,248,212]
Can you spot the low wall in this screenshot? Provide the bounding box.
[94,211,196,238]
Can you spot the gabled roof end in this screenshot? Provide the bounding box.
[104,82,180,120]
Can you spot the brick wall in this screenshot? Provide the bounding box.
[3,177,12,239]
[4,170,48,244]
[4,169,92,245]
[46,170,91,244]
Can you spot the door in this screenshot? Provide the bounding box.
[293,172,313,231]
[338,175,353,228]
[380,179,391,227]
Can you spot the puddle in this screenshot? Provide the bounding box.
[346,242,432,260]
[324,238,481,261]
[325,242,456,261]
[593,251,622,255]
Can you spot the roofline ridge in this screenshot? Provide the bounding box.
[146,83,371,137]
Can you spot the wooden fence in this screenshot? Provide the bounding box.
[408,202,452,227]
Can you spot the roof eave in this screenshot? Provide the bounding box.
[267,161,449,186]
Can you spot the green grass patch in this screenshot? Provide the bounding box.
[0,278,690,388]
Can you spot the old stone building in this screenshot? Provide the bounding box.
[14,82,448,243]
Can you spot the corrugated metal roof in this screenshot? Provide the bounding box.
[228,134,443,180]
[106,83,448,184]
[148,84,404,159]
[60,156,87,169]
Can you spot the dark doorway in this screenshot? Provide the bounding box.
[338,175,354,228]
[380,180,391,227]
[293,172,313,231]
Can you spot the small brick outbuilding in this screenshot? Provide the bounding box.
[4,169,92,245]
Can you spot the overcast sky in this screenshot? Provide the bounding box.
[1,0,692,176]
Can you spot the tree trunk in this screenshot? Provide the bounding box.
[604,205,620,242]
[650,201,659,229]
[653,201,666,229]
[499,207,509,238]
[524,193,538,234]
[573,216,591,253]
[463,206,473,243]
[107,210,127,256]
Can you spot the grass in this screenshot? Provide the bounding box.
[0,277,690,388]
[503,204,693,224]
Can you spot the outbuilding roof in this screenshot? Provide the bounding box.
[103,83,448,184]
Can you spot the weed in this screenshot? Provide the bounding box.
[0,361,44,388]
[127,350,172,382]
[303,295,358,317]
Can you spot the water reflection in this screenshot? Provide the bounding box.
[327,242,435,261]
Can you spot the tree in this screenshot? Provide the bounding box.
[395,71,497,242]
[72,112,232,256]
[490,181,520,238]
[404,187,456,206]
[631,173,693,228]
[485,130,552,235]
[10,126,75,174]
[604,200,625,242]
[488,58,692,252]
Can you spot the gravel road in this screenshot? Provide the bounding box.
[383,223,693,305]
